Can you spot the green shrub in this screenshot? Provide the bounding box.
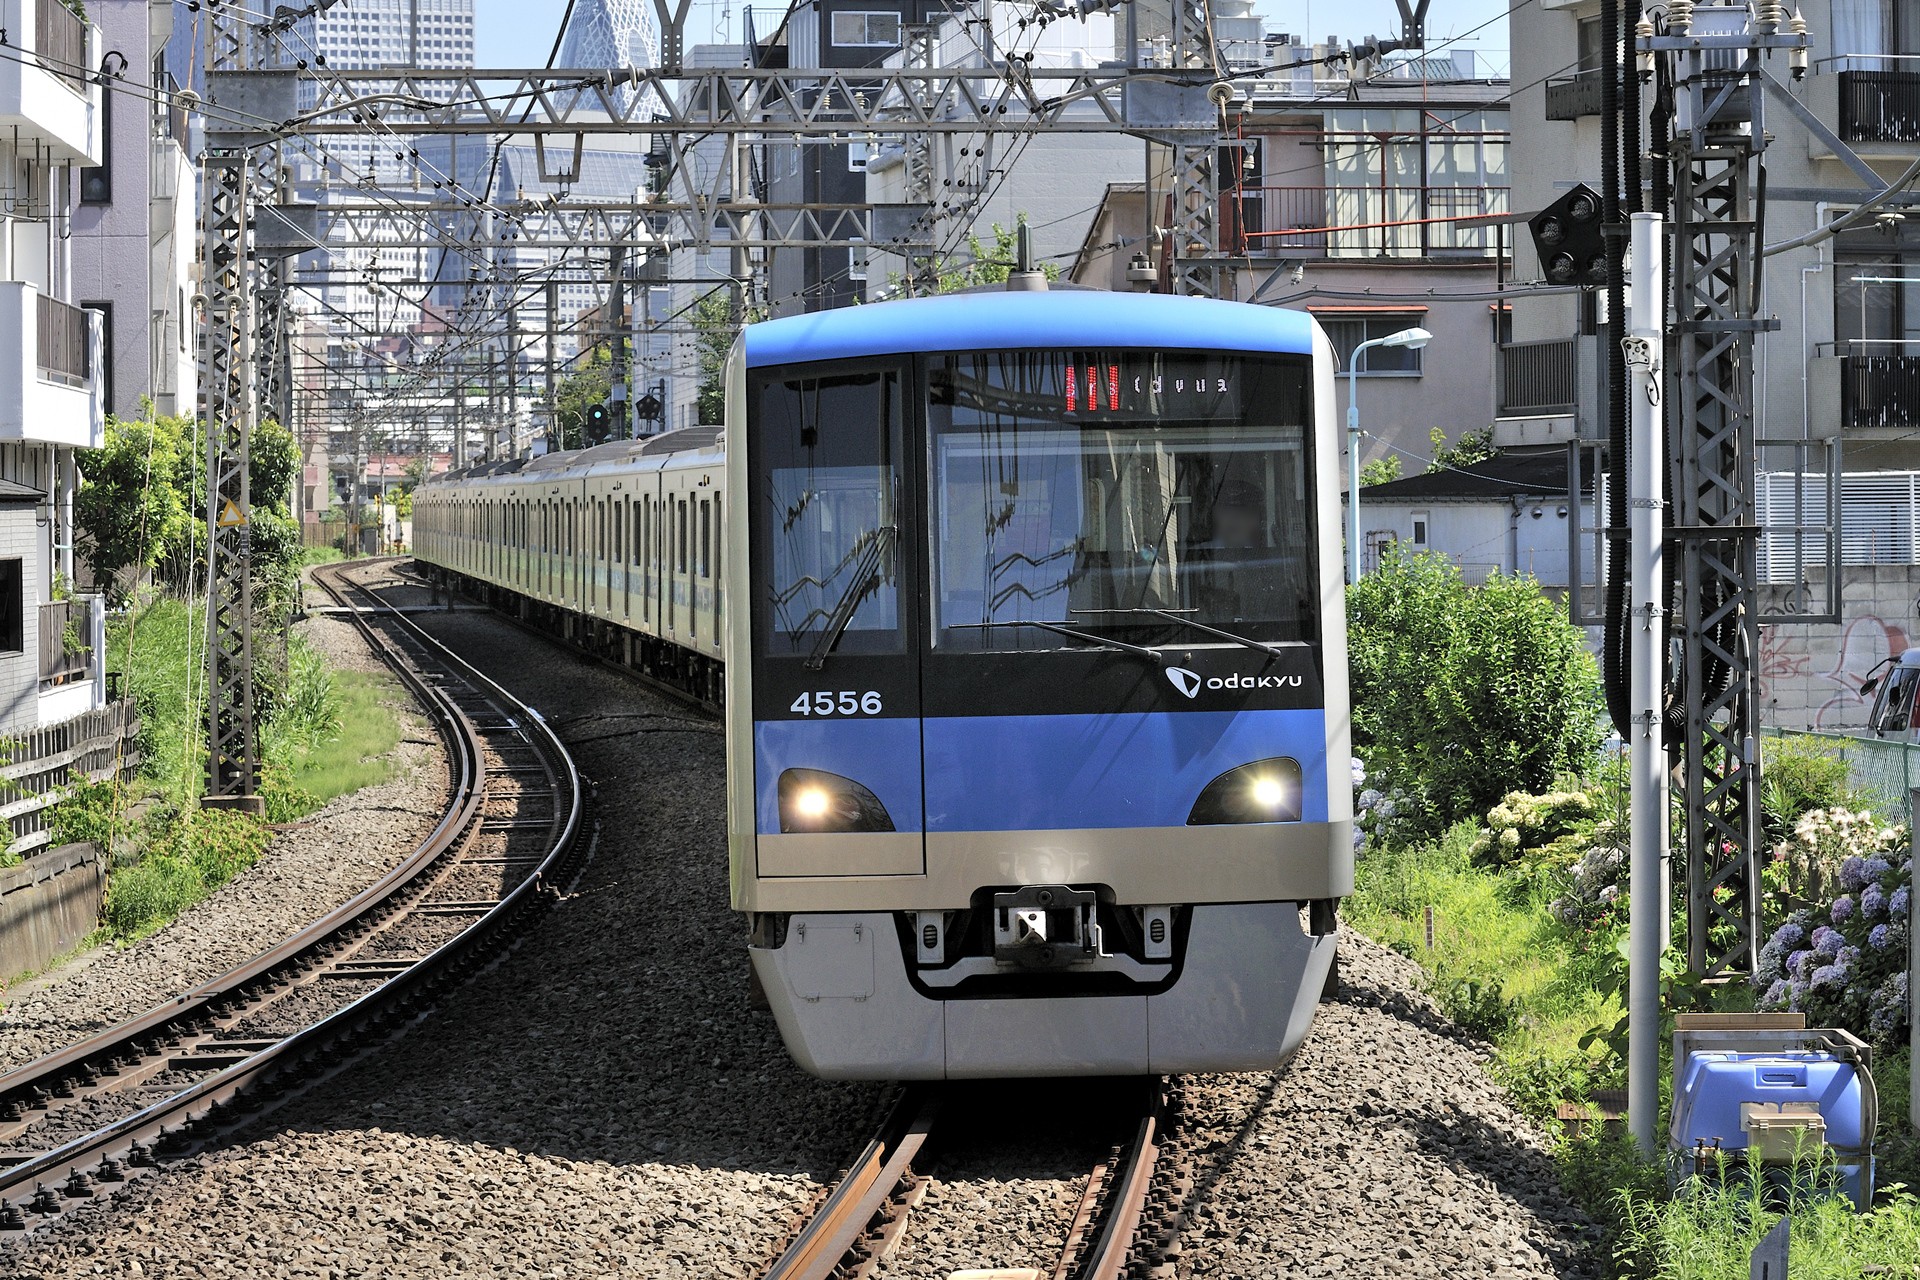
[1437,975,1519,1043]
[1348,547,1606,834]
[100,808,271,940]
[1761,735,1859,844]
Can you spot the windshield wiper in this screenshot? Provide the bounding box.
[804,526,897,671]
[953,620,1163,664]
[1070,606,1301,660]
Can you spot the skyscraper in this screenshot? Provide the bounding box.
[557,0,660,75]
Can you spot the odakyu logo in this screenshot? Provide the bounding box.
[1166,665,1304,699]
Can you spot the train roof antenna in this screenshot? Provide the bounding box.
[1006,222,1048,292]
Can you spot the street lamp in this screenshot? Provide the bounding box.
[1345,326,1433,582]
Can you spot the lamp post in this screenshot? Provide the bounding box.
[1345,326,1433,582]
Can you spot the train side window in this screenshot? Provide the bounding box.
[678,500,688,572]
[699,499,711,578]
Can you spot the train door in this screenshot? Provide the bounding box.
[698,494,713,647]
[615,498,627,619]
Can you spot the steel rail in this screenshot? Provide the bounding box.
[0,560,584,1230]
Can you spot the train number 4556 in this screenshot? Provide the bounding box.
[790,690,884,716]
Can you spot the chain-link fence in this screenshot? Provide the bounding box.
[1765,729,1920,822]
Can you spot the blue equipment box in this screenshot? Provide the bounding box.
[1668,1015,1878,1209]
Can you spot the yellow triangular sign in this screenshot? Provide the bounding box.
[216,499,248,528]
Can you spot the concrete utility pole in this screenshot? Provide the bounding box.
[1624,211,1667,1153]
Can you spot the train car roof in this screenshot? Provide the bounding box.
[743,290,1316,368]
[421,426,723,489]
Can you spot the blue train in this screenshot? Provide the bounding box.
[415,283,1352,1078]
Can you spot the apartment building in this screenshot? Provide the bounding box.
[0,0,107,732]
[1072,57,1513,502]
[1503,0,1920,726]
[69,0,196,422]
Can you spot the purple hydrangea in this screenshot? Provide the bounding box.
[1771,921,1808,949]
[1831,895,1857,924]
[1763,979,1789,1006]
[1862,884,1889,920]
[1788,979,1807,1008]
[1812,964,1843,989]
[1839,856,1871,893]
[1870,923,1895,950]
[1813,926,1845,956]
[1862,857,1895,883]
[1788,949,1815,979]
[1894,885,1911,920]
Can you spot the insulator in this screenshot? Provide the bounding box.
[1668,0,1693,35]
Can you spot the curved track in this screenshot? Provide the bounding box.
[764,1078,1185,1280]
[0,559,586,1232]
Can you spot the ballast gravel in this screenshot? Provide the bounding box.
[0,597,446,1072]
[5,561,1599,1279]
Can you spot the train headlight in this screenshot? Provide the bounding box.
[1187,757,1304,825]
[778,768,896,834]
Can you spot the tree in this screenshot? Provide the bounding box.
[1360,455,1403,487]
[551,347,612,451]
[933,220,1058,292]
[692,291,753,426]
[1347,546,1605,833]
[1428,425,1496,473]
[249,419,300,513]
[75,414,193,605]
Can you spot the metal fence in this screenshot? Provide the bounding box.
[1838,69,1920,143]
[36,293,90,387]
[1499,338,1577,414]
[1841,353,1920,429]
[1764,729,1920,823]
[34,0,88,89]
[38,596,95,687]
[0,699,140,860]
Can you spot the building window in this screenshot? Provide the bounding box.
[1318,313,1427,375]
[82,301,112,409]
[0,560,21,654]
[831,10,902,46]
[1411,512,1430,547]
[848,237,868,282]
[80,88,111,204]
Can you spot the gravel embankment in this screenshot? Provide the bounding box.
[0,598,447,1070]
[7,560,1597,1279]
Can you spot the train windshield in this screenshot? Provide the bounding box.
[753,366,905,658]
[927,350,1314,653]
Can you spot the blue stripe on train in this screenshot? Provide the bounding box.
[753,709,1328,835]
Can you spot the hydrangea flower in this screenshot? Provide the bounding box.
[1351,758,1367,788]
[1788,949,1815,979]
[1894,885,1911,919]
[1812,926,1844,956]
[1763,979,1789,1006]
[1831,895,1856,924]
[1861,884,1888,919]
[1839,856,1870,892]
[1812,964,1843,989]
[1869,923,1894,950]
[1770,921,1808,949]
[1862,857,1895,883]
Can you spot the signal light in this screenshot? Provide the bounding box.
[585,402,612,443]
[1528,182,1610,290]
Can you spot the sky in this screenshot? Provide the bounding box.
[472,0,1512,73]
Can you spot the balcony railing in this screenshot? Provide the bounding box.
[1839,68,1920,142]
[1235,184,1510,259]
[39,597,96,688]
[34,0,89,91]
[1545,74,1605,120]
[1499,338,1577,414]
[1843,353,1920,429]
[36,293,90,388]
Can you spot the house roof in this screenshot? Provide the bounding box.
[0,478,43,505]
[1358,447,1594,503]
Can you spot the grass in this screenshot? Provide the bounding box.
[1346,819,1622,1065]
[76,592,410,943]
[273,668,400,810]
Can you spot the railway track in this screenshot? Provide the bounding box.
[765,1078,1187,1280]
[0,558,586,1232]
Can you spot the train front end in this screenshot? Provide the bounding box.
[726,290,1352,1078]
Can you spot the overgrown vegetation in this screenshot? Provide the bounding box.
[1348,547,1606,836]
[1346,555,1920,1276]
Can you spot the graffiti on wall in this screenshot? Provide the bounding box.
[1761,613,1911,728]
